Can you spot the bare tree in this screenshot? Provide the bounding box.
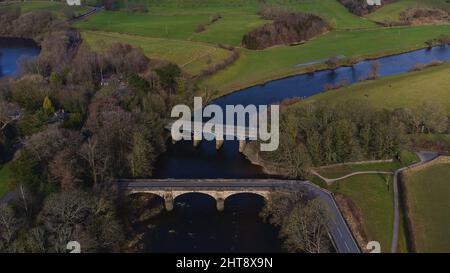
[40,191,91,253]
[280,198,332,253]
[24,125,66,162]
[49,149,78,192]
[79,136,109,186]
[0,206,21,252]
[24,227,47,253]
[0,101,23,132]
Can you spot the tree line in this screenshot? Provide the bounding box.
[0,8,199,252]
[0,6,65,41]
[242,10,330,50]
[258,100,449,178]
[196,45,240,80]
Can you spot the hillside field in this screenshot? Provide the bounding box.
[72,0,450,92]
[0,1,91,18]
[329,174,398,253]
[304,61,450,115]
[403,162,450,252]
[366,0,450,23]
[81,31,232,75]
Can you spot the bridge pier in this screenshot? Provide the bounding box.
[216,198,225,212]
[239,140,246,153]
[165,121,257,153]
[193,139,201,147]
[164,192,174,211]
[216,139,224,150]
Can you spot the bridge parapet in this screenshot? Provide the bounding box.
[165,121,257,152]
[117,179,299,211]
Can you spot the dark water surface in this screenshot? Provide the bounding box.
[140,193,282,253]
[0,38,39,78]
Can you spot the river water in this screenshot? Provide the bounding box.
[0,38,39,78]
[149,45,450,253]
[155,45,450,179]
[2,38,450,252]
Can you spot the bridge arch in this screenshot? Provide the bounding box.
[119,179,299,212]
[223,191,270,201]
[173,192,217,209]
[126,192,166,212]
[126,190,271,212]
[128,191,164,200]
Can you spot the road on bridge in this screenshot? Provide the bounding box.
[117,179,361,253]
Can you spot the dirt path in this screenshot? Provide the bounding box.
[69,6,104,23]
[312,170,393,185]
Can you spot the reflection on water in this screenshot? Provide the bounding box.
[154,140,267,179]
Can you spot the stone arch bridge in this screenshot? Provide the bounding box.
[116,178,362,253]
[117,179,299,211]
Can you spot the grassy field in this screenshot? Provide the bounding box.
[79,0,377,31]
[0,163,15,199]
[315,150,419,179]
[305,61,450,115]
[73,0,450,93]
[77,11,214,40]
[329,173,397,253]
[7,1,450,93]
[366,0,450,23]
[0,1,91,18]
[76,0,377,45]
[284,0,377,29]
[190,13,267,46]
[316,162,400,179]
[203,25,450,93]
[81,30,232,75]
[403,162,450,252]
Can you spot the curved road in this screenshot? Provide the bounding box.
[390,151,439,253]
[311,151,440,253]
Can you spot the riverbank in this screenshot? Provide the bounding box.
[241,142,291,178]
[202,25,450,96]
[303,61,450,115]
[209,43,450,100]
[0,37,40,48]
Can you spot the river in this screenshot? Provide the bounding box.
[155,45,450,180]
[2,38,450,253]
[149,45,450,253]
[0,38,39,78]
